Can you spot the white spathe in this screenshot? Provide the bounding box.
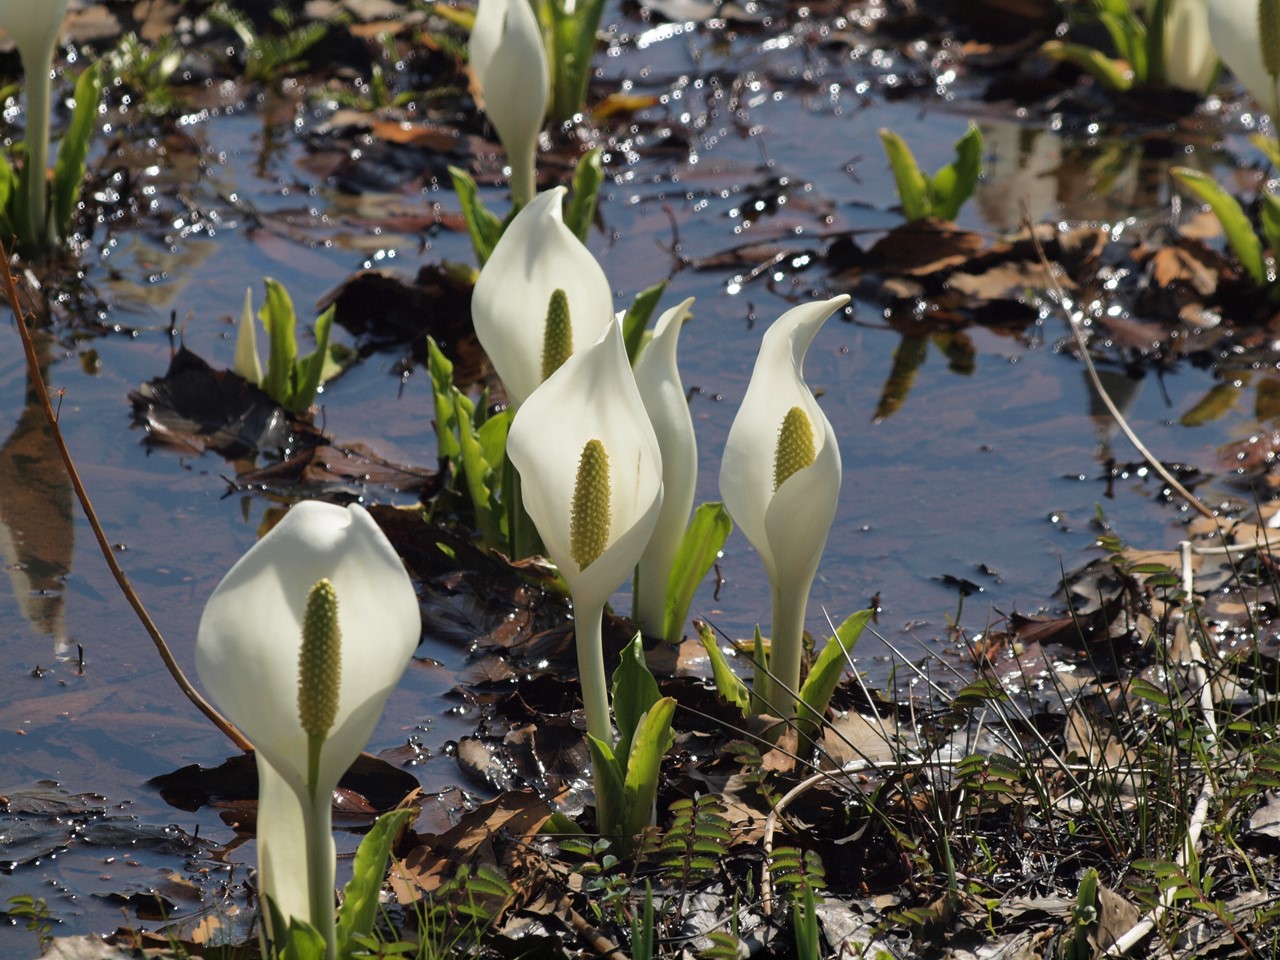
[719,295,848,715]
[470,0,548,204]
[1163,0,1217,94]
[507,321,663,740]
[1210,0,1279,116]
[196,502,420,935]
[471,187,615,407]
[632,297,697,638]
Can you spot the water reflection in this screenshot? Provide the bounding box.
[0,332,75,659]
[977,121,1215,232]
[1085,367,1144,461]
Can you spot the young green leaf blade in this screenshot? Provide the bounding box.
[335,808,416,957]
[1039,41,1134,92]
[454,393,506,548]
[260,278,300,407]
[1171,167,1267,286]
[426,337,462,461]
[611,633,662,765]
[619,696,677,842]
[586,734,625,839]
[928,123,983,222]
[291,305,335,414]
[694,620,749,714]
[622,280,668,364]
[448,165,505,265]
[661,502,732,644]
[796,609,872,743]
[564,146,604,242]
[879,129,931,221]
[52,63,103,240]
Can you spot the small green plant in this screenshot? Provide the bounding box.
[233,279,343,415]
[425,336,511,550]
[587,634,677,855]
[1041,0,1218,94]
[106,33,183,115]
[1060,868,1099,960]
[0,63,102,255]
[878,123,983,223]
[532,0,609,122]
[209,4,327,85]
[1171,165,1280,297]
[5,894,54,955]
[449,145,603,265]
[697,609,870,746]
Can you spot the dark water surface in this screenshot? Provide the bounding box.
[0,10,1269,950]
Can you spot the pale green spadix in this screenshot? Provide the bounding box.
[571,439,611,570]
[773,406,816,492]
[541,289,573,381]
[1263,0,1280,79]
[298,578,341,741]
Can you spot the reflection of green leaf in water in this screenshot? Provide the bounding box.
[932,332,976,376]
[874,335,928,422]
[1180,382,1240,427]
[1256,378,1280,422]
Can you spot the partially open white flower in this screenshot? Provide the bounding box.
[507,321,663,740]
[471,187,615,408]
[233,287,264,385]
[632,297,697,639]
[196,502,420,946]
[719,296,848,716]
[1210,0,1279,116]
[470,0,549,204]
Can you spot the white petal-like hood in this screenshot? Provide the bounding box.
[196,502,420,799]
[633,298,697,633]
[470,0,548,202]
[719,297,847,585]
[507,321,664,614]
[1164,0,1216,94]
[0,0,70,74]
[1210,0,1279,115]
[471,187,616,406]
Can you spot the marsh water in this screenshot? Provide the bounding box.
[0,2,1274,950]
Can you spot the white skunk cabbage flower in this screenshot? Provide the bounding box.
[0,0,71,246]
[1210,0,1280,116]
[233,287,264,385]
[1163,0,1217,94]
[507,321,663,741]
[470,0,549,205]
[471,187,615,407]
[196,502,420,952]
[719,296,849,717]
[632,297,697,639]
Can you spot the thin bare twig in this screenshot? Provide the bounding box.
[0,244,251,752]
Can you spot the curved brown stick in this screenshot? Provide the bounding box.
[0,244,252,753]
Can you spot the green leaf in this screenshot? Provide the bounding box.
[51,63,102,240]
[694,620,749,714]
[290,305,334,414]
[564,146,604,242]
[796,609,872,744]
[1260,192,1280,266]
[426,337,461,461]
[1171,167,1266,286]
[619,696,677,842]
[0,151,15,235]
[587,733,626,839]
[476,407,511,474]
[336,808,415,956]
[621,281,668,365]
[879,129,931,221]
[661,502,732,644]
[1251,132,1280,171]
[449,165,505,265]
[1039,41,1134,92]
[611,633,661,766]
[749,625,771,715]
[259,278,299,407]
[928,123,983,222]
[455,394,506,548]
